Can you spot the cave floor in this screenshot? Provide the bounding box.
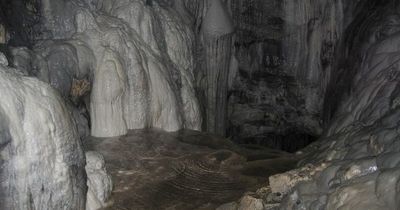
[84,129,298,210]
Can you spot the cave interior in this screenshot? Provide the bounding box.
[1,0,400,209]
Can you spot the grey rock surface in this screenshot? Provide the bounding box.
[0,54,87,210]
[0,52,8,65]
[237,195,264,210]
[3,1,400,210]
[27,0,203,138]
[275,2,400,209]
[85,151,113,210]
[201,0,234,136]
[219,1,400,210]
[226,0,342,149]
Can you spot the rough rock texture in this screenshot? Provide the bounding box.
[216,202,239,210]
[0,55,86,209]
[268,163,328,196]
[3,1,400,209]
[219,1,400,209]
[237,195,264,210]
[280,12,400,208]
[0,51,8,65]
[0,0,41,46]
[85,151,113,210]
[227,0,347,150]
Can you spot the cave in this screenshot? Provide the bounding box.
[0,0,400,209]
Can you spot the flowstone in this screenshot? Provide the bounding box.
[0,54,86,210]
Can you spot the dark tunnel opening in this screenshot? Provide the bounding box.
[237,132,318,153]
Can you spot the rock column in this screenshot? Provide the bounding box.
[91,50,128,137]
[201,0,234,136]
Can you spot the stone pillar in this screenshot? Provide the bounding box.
[91,50,128,137]
[201,0,234,136]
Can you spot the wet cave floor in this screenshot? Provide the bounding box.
[84,129,299,210]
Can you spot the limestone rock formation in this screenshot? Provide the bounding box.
[237,195,264,210]
[201,0,234,136]
[280,22,400,209]
[0,54,87,210]
[217,1,400,209]
[227,0,345,150]
[26,0,203,138]
[268,163,328,196]
[3,1,400,209]
[0,51,8,65]
[90,50,128,137]
[3,0,203,138]
[85,151,113,210]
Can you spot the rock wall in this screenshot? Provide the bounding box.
[279,6,400,207]
[2,0,400,209]
[85,151,113,210]
[222,1,400,209]
[227,0,346,150]
[8,0,203,138]
[0,0,41,46]
[323,0,397,122]
[0,55,87,209]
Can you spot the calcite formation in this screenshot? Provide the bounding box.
[11,0,203,138]
[226,0,345,149]
[0,54,87,210]
[282,21,400,209]
[2,0,400,210]
[85,151,113,210]
[201,0,234,136]
[90,49,128,137]
[217,1,400,209]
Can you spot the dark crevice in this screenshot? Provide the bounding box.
[0,0,42,47]
[236,132,318,153]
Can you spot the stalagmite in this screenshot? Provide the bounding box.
[90,50,128,137]
[201,0,234,136]
[0,53,86,210]
[85,151,113,210]
[4,0,400,209]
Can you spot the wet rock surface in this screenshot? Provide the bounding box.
[85,151,113,210]
[84,129,297,210]
[221,1,400,209]
[0,55,86,210]
[5,0,203,138]
[2,0,400,209]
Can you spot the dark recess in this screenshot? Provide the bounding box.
[0,0,41,47]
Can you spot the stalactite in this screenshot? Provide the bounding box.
[201,0,234,136]
[203,35,232,135]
